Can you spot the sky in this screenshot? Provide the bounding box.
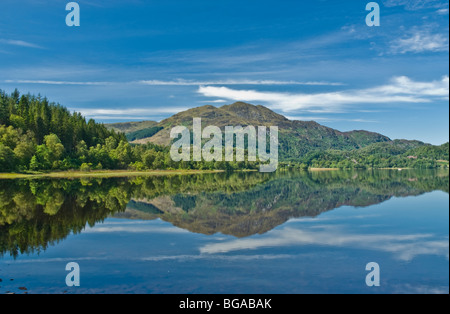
[0,0,448,144]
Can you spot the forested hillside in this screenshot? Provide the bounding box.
[1,90,448,172]
[289,141,449,169]
[0,89,136,172]
[0,90,260,172]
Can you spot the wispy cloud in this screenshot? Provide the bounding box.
[73,107,190,120]
[437,8,449,14]
[383,0,448,10]
[370,75,449,96]
[393,284,450,294]
[197,76,449,113]
[200,99,228,103]
[77,108,190,115]
[285,116,380,123]
[0,39,43,49]
[4,80,114,86]
[137,79,344,86]
[390,31,449,54]
[3,79,344,87]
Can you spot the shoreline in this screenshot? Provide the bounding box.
[1,167,447,179]
[0,169,225,179]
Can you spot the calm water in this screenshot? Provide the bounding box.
[0,170,448,294]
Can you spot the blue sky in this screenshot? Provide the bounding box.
[0,0,448,144]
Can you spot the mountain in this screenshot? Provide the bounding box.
[115,102,400,161]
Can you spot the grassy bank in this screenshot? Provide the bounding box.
[0,169,225,179]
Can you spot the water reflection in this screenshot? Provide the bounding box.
[0,170,448,258]
[200,225,449,261]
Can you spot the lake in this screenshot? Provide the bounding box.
[0,170,448,294]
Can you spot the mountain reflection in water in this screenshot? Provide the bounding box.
[0,170,448,258]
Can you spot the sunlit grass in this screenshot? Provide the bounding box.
[0,169,225,179]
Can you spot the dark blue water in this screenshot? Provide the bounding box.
[1,189,448,294]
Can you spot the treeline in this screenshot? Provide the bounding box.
[280,141,449,170]
[0,89,135,171]
[0,89,261,172]
[0,89,125,149]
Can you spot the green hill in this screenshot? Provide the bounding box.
[124,102,409,161]
[110,101,448,168]
[128,102,393,160]
[298,140,449,169]
[106,120,159,134]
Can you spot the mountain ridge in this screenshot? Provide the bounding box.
[108,102,404,160]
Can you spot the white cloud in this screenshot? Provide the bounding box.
[284,116,335,122]
[285,116,380,123]
[4,79,114,86]
[393,284,450,294]
[370,75,449,96]
[383,0,448,10]
[73,107,190,120]
[200,99,228,103]
[390,31,449,54]
[77,108,185,115]
[138,79,344,86]
[197,76,449,113]
[0,39,43,49]
[4,79,344,87]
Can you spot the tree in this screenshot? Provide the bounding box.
[143,150,156,169]
[80,163,92,172]
[29,155,41,171]
[14,139,36,168]
[44,134,65,167]
[114,140,132,168]
[152,152,165,169]
[75,140,88,162]
[0,144,16,171]
[9,114,26,130]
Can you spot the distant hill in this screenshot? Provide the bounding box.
[105,121,164,142]
[106,120,159,134]
[301,140,448,169]
[114,102,401,160]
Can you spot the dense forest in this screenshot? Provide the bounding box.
[0,89,448,172]
[0,89,263,172]
[280,141,449,170]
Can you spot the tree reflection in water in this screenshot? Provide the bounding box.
[0,170,448,258]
